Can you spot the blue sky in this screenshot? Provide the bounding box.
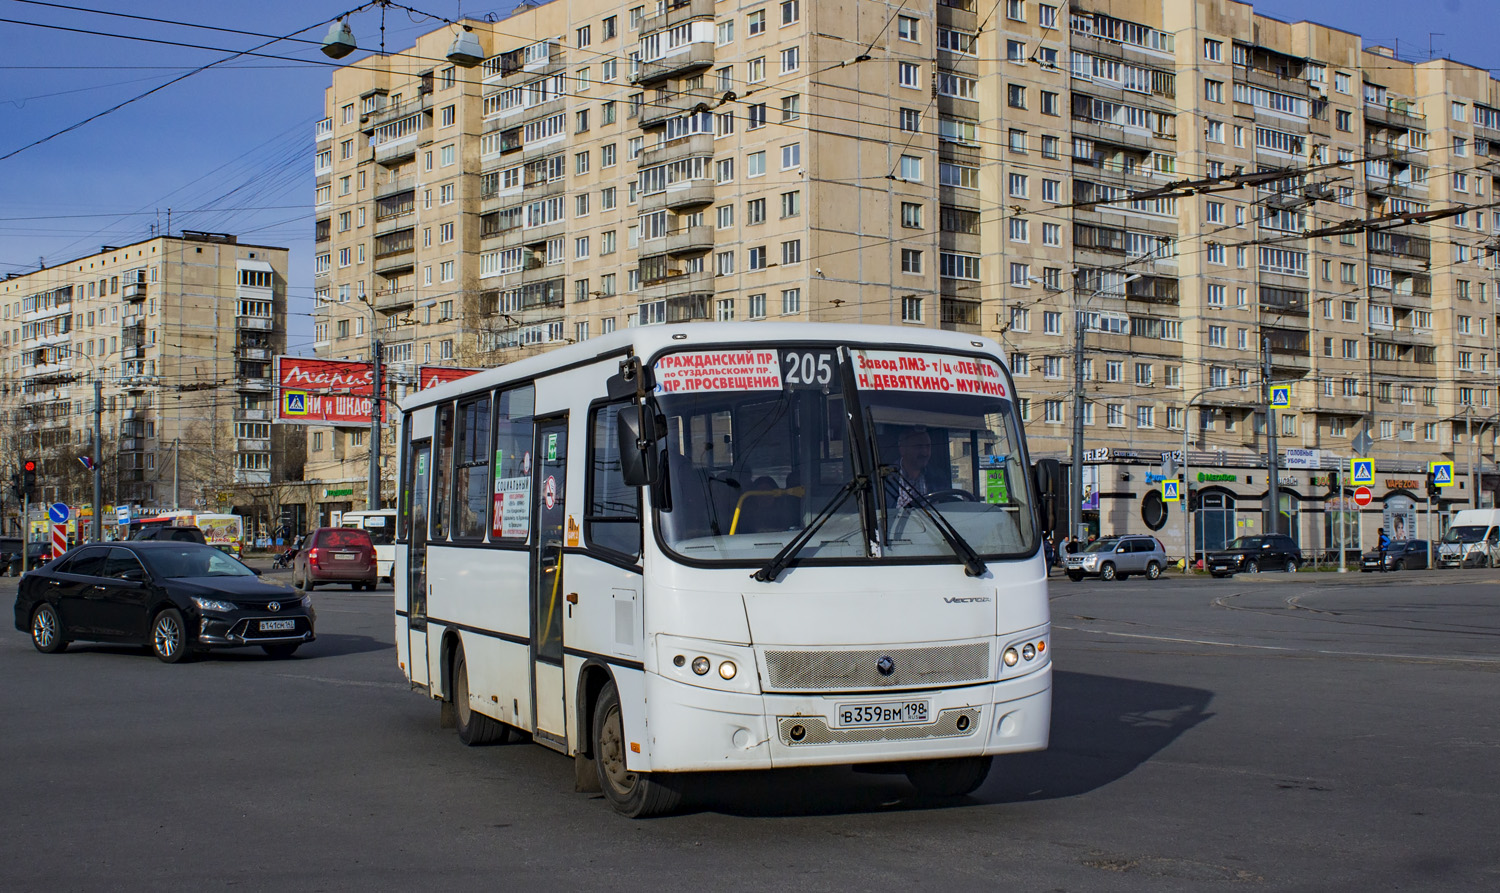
[0,0,1492,354]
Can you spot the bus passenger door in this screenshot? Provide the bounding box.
[406,439,432,687]
[531,417,568,746]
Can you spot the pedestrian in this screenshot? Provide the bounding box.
[1064,536,1078,555]
[1043,535,1056,574]
[1377,527,1390,572]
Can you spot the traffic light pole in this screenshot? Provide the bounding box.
[20,492,28,574]
[92,380,102,542]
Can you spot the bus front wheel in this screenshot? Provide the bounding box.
[905,756,992,798]
[592,681,683,818]
[453,643,510,746]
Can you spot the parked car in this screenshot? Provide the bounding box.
[1206,534,1302,577]
[1360,540,1432,572]
[293,527,378,591]
[1064,535,1169,581]
[0,538,54,576]
[129,525,209,546]
[13,541,315,662]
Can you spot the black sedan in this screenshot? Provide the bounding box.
[13,541,315,663]
[1360,540,1433,572]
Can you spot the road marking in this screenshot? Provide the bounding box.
[273,673,407,690]
[1055,625,1500,665]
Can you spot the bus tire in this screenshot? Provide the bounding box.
[453,644,509,746]
[905,755,992,798]
[592,681,682,817]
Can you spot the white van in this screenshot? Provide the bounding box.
[1436,509,1500,568]
[340,509,396,580]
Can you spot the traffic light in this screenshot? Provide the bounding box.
[21,460,35,497]
[1426,471,1439,500]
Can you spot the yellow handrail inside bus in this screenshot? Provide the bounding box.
[729,487,805,535]
[539,543,564,649]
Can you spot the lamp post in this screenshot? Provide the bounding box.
[355,297,384,511]
[1070,274,1140,540]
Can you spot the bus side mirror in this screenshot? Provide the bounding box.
[616,404,661,488]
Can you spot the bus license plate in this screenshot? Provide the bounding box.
[835,700,930,728]
[259,619,295,632]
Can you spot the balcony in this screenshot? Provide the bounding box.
[236,315,273,331]
[237,377,272,392]
[121,345,144,360]
[373,286,417,311]
[639,132,713,166]
[238,346,271,361]
[375,175,416,198]
[315,117,333,142]
[639,87,717,129]
[1363,100,1425,131]
[235,408,271,422]
[238,438,272,452]
[940,299,982,333]
[633,42,715,86]
[120,438,138,452]
[640,268,713,300]
[665,225,713,256]
[364,94,429,132]
[235,469,271,485]
[640,0,714,36]
[639,180,714,212]
[122,281,147,302]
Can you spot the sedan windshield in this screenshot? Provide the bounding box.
[142,545,256,578]
[651,344,1036,566]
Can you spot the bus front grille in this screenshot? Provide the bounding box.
[763,643,990,691]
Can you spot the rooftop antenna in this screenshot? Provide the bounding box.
[1429,33,1443,61]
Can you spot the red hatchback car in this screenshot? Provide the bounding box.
[293,527,378,591]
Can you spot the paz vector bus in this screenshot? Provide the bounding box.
[392,323,1052,816]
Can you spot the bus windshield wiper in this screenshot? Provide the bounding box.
[884,469,988,577]
[752,476,868,583]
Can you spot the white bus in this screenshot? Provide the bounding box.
[340,509,397,580]
[394,323,1051,816]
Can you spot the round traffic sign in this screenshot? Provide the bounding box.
[48,502,70,523]
[1353,486,1373,507]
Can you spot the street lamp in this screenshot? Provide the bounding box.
[1070,273,1140,540]
[354,297,384,511]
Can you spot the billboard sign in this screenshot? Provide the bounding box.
[275,356,383,426]
[417,365,483,390]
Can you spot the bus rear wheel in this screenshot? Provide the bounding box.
[905,756,993,798]
[592,681,682,817]
[453,644,509,746]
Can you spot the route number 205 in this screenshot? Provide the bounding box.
[782,351,834,388]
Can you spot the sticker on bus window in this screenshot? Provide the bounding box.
[566,515,580,547]
[653,350,783,394]
[852,350,1007,398]
[984,469,1011,505]
[493,476,530,539]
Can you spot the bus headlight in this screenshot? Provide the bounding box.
[718,661,737,680]
[657,634,760,694]
[691,656,711,675]
[1003,647,1019,667]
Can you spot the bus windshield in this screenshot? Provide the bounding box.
[651,345,1036,567]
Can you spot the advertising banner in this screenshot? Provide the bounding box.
[275,356,384,425]
[417,365,483,390]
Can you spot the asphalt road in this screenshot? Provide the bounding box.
[2,566,1498,891]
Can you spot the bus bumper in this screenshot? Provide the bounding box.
[640,664,1051,772]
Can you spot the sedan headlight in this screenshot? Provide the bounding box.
[191,596,237,613]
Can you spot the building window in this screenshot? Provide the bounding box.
[901,202,922,228]
[898,62,919,88]
[900,249,922,274]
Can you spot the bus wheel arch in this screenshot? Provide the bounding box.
[575,661,616,760]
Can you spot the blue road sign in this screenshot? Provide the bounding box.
[1270,385,1291,408]
[1162,480,1180,502]
[48,502,69,523]
[1350,458,1375,486]
[1431,461,1454,487]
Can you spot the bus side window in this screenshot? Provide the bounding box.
[454,396,492,540]
[491,385,537,542]
[432,403,454,541]
[588,403,642,558]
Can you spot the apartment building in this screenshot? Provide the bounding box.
[312,0,1500,551]
[0,232,301,530]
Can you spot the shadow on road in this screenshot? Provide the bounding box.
[682,670,1214,818]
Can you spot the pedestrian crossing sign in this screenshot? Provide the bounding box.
[1270,385,1290,408]
[1350,458,1375,486]
[283,391,307,415]
[1162,480,1180,502]
[1430,461,1454,487]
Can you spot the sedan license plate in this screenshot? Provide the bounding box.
[835,700,930,728]
[259,619,295,632]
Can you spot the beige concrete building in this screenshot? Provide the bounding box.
[311,0,1500,553]
[0,232,301,535]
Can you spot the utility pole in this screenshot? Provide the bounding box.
[92,380,102,542]
[1469,404,1478,511]
[172,438,180,510]
[1263,336,1281,535]
[368,338,383,511]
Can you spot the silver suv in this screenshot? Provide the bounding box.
[1065,535,1169,582]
